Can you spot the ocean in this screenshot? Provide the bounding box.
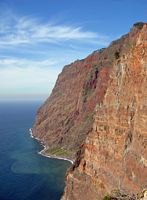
[0,101,71,200]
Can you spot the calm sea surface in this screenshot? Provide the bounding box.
[0,101,71,200]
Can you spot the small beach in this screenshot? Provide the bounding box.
[29,128,74,164]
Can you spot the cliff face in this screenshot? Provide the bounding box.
[33,53,111,159]
[33,24,145,161]
[33,23,147,199]
[33,30,121,159]
[62,23,147,199]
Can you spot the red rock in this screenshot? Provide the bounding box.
[62,23,147,200]
[33,23,147,199]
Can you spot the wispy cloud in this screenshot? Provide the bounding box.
[0,9,111,99]
[0,57,57,68]
[0,12,109,47]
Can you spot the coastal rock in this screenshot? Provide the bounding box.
[62,23,147,199]
[33,23,142,160]
[33,23,147,199]
[33,34,114,159]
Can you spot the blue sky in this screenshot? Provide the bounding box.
[0,0,146,101]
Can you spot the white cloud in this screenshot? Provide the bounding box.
[0,58,57,68]
[0,60,61,92]
[0,12,109,47]
[0,10,111,99]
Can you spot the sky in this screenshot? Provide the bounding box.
[0,0,146,101]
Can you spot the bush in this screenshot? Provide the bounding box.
[133,22,144,29]
[103,195,111,200]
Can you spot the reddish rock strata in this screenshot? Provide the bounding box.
[32,30,117,159]
[33,54,111,159]
[33,24,134,159]
[62,23,147,199]
[33,23,147,199]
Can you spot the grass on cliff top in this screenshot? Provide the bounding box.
[45,147,71,158]
[133,22,145,29]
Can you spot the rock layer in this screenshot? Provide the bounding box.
[33,23,147,199]
[32,30,120,159]
[33,23,142,160]
[62,24,147,199]
[33,54,110,159]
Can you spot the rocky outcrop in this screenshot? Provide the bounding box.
[62,23,147,199]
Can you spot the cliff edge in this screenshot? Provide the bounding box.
[62,23,147,199]
[33,23,146,161]
[33,23,147,199]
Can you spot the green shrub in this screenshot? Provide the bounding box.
[133,22,144,29]
[103,195,111,200]
[99,48,106,53]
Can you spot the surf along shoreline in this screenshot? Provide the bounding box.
[29,128,74,164]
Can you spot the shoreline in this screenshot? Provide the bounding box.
[29,128,74,164]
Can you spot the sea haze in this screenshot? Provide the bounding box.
[0,101,71,200]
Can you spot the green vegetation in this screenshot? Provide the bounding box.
[45,147,70,158]
[79,113,94,132]
[133,22,144,29]
[103,195,111,200]
[93,48,106,54]
[64,102,75,113]
[82,65,99,103]
[99,48,106,53]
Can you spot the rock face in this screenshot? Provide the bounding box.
[33,24,145,160]
[33,53,111,159]
[33,23,147,199]
[62,23,147,199]
[33,32,117,159]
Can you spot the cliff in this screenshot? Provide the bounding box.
[62,23,147,199]
[33,23,147,199]
[33,31,115,160]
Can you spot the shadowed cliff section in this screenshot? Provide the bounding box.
[62,23,147,199]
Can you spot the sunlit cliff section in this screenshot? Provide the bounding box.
[62,23,147,199]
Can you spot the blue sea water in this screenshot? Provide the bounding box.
[0,101,71,200]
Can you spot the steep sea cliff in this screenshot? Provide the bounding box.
[33,23,147,199]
